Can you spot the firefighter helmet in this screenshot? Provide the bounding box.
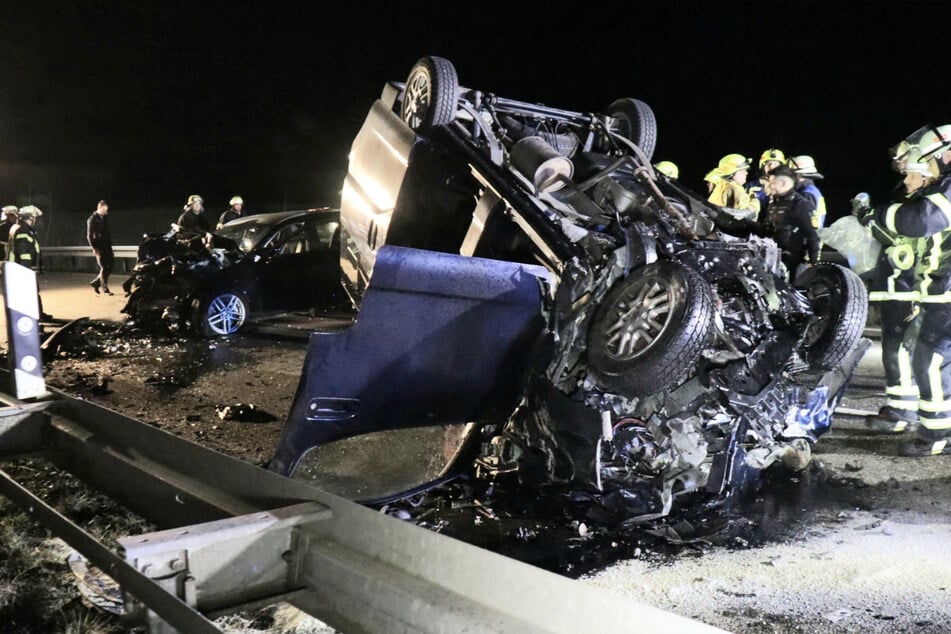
[758,148,785,169]
[717,154,751,177]
[915,125,951,163]
[229,195,244,206]
[788,155,824,180]
[184,194,204,210]
[703,168,721,183]
[17,205,42,218]
[1,205,17,216]
[654,161,679,180]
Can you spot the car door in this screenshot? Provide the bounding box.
[255,216,341,313]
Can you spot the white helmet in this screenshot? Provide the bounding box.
[788,155,823,179]
[902,146,933,175]
[18,205,43,218]
[229,195,244,206]
[916,124,951,163]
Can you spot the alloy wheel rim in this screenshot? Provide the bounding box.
[206,294,246,335]
[603,277,675,360]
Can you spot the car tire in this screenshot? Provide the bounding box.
[587,261,713,395]
[401,56,458,131]
[606,98,657,161]
[797,263,868,369]
[196,292,248,337]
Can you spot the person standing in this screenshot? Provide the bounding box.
[858,149,936,433]
[177,194,210,232]
[87,200,113,295]
[788,155,828,229]
[755,164,820,277]
[748,148,785,209]
[0,206,18,261]
[217,195,245,229]
[871,124,951,456]
[9,205,51,320]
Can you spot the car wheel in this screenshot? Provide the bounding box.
[198,292,248,337]
[587,261,713,395]
[400,56,458,131]
[798,263,868,369]
[606,98,657,161]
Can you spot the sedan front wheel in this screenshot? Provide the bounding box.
[198,292,248,337]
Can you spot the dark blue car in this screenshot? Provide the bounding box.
[123,209,345,335]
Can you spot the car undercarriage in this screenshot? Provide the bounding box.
[271,56,868,524]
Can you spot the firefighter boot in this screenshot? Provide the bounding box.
[899,428,951,457]
[865,405,919,434]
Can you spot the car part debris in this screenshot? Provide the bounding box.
[215,403,276,423]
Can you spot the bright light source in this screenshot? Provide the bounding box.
[16,316,34,335]
[20,355,37,372]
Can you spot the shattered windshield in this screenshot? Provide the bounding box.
[215,222,271,254]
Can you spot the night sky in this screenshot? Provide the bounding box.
[3,2,950,233]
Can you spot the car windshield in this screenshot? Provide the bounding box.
[215,222,271,254]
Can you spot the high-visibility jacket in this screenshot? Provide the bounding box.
[874,173,951,303]
[9,223,40,268]
[709,178,761,214]
[797,179,827,229]
[862,200,921,303]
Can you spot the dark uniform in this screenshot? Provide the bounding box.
[862,201,921,430]
[87,211,113,292]
[9,218,48,318]
[217,207,242,229]
[177,209,211,232]
[756,189,821,275]
[0,215,16,261]
[873,170,951,449]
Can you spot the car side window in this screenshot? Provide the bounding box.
[265,222,308,255]
[313,220,340,249]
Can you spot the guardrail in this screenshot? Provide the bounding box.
[42,245,139,274]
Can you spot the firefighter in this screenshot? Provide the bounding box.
[788,155,828,229]
[87,200,113,295]
[703,168,720,195]
[217,195,245,229]
[859,148,936,433]
[177,194,211,232]
[870,124,951,456]
[755,164,820,277]
[9,205,51,320]
[654,161,679,180]
[748,148,786,208]
[708,154,760,214]
[0,206,17,261]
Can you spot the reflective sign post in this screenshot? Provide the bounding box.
[3,262,47,399]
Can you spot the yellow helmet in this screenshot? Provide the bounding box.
[758,148,785,168]
[717,154,751,177]
[703,168,721,183]
[654,161,679,180]
[229,195,244,206]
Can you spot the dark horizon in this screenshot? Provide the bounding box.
[3,2,949,234]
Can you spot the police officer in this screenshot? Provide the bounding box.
[177,194,211,232]
[788,155,828,230]
[755,164,820,277]
[9,205,51,320]
[87,200,113,295]
[859,149,936,432]
[0,206,17,261]
[871,124,951,456]
[708,154,761,214]
[217,195,245,229]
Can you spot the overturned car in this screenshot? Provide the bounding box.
[271,57,868,523]
[122,210,345,336]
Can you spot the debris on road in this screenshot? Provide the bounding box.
[216,403,277,423]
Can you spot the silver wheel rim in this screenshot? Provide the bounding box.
[603,277,675,360]
[206,294,246,335]
[402,68,431,129]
